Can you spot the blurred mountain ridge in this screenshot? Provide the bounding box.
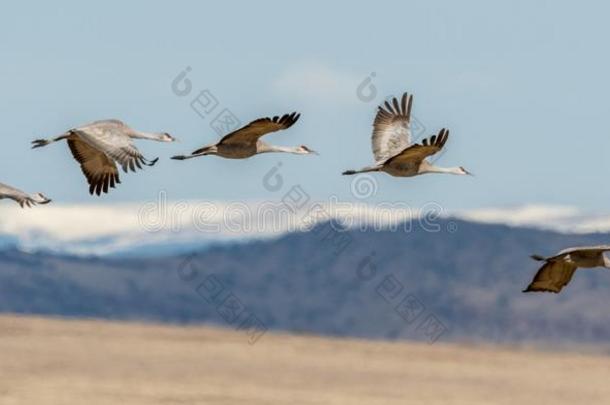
[1,219,610,345]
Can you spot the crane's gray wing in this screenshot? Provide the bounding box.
[68,138,121,196]
[218,112,300,146]
[0,182,46,208]
[83,119,126,129]
[523,259,578,293]
[372,92,413,162]
[383,128,449,167]
[73,128,157,174]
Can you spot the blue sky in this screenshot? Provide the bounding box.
[1,0,609,211]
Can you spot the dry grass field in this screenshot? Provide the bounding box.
[1,315,609,405]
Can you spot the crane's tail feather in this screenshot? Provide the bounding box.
[530,254,546,261]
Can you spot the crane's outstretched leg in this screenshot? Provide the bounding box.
[342,165,381,175]
[31,133,71,149]
[171,152,208,160]
[172,145,215,161]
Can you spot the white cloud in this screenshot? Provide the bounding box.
[272,62,362,104]
[454,204,610,233]
[455,205,580,228]
[0,203,142,242]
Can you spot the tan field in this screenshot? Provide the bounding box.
[1,315,609,405]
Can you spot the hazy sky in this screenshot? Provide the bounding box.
[1,0,609,212]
